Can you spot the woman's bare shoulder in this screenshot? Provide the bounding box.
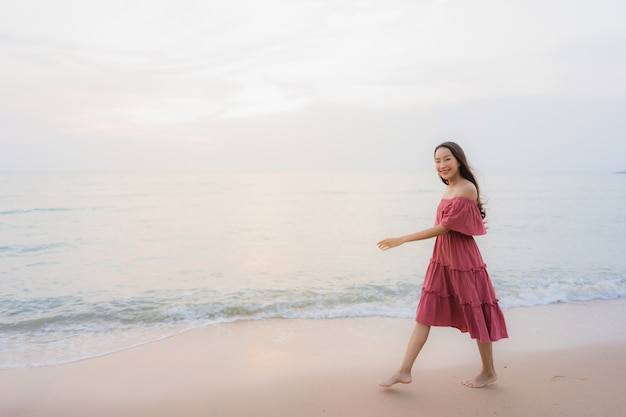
[455,180,478,200]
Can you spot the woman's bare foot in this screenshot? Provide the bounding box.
[462,372,497,388]
[379,372,412,388]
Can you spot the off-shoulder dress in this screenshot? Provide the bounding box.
[415,197,508,343]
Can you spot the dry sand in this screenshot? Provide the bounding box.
[1,298,625,417]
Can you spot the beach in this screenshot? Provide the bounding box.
[1,298,624,417]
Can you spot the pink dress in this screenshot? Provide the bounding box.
[415,197,508,343]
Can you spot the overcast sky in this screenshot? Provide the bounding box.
[1,0,624,173]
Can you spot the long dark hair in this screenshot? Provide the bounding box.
[435,141,486,219]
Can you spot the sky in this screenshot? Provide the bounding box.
[1,0,625,173]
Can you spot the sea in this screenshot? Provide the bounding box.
[1,171,625,369]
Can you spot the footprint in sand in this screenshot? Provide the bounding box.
[551,375,587,382]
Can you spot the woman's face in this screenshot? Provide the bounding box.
[434,147,460,181]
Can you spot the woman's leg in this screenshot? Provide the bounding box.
[379,322,431,387]
[462,340,498,388]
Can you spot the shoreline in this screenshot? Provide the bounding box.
[1,298,625,417]
[5,295,625,371]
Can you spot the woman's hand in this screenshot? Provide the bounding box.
[377,237,403,251]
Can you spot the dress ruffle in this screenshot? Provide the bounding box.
[438,197,486,236]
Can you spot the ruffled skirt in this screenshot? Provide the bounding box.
[415,234,508,343]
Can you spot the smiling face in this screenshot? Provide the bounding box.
[434,146,461,182]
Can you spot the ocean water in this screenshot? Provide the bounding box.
[1,171,625,368]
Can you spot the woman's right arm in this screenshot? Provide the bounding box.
[377,225,449,251]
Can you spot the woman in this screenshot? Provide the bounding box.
[378,141,508,388]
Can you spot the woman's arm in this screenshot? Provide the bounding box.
[377,225,449,251]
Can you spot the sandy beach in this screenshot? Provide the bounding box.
[1,298,625,417]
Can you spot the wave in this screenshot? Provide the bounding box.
[0,208,73,215]
[494,269,626,309]
[0,283,420,333]
[0,206,111,216]
[3,272,625,334]
[0,242,72,256]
